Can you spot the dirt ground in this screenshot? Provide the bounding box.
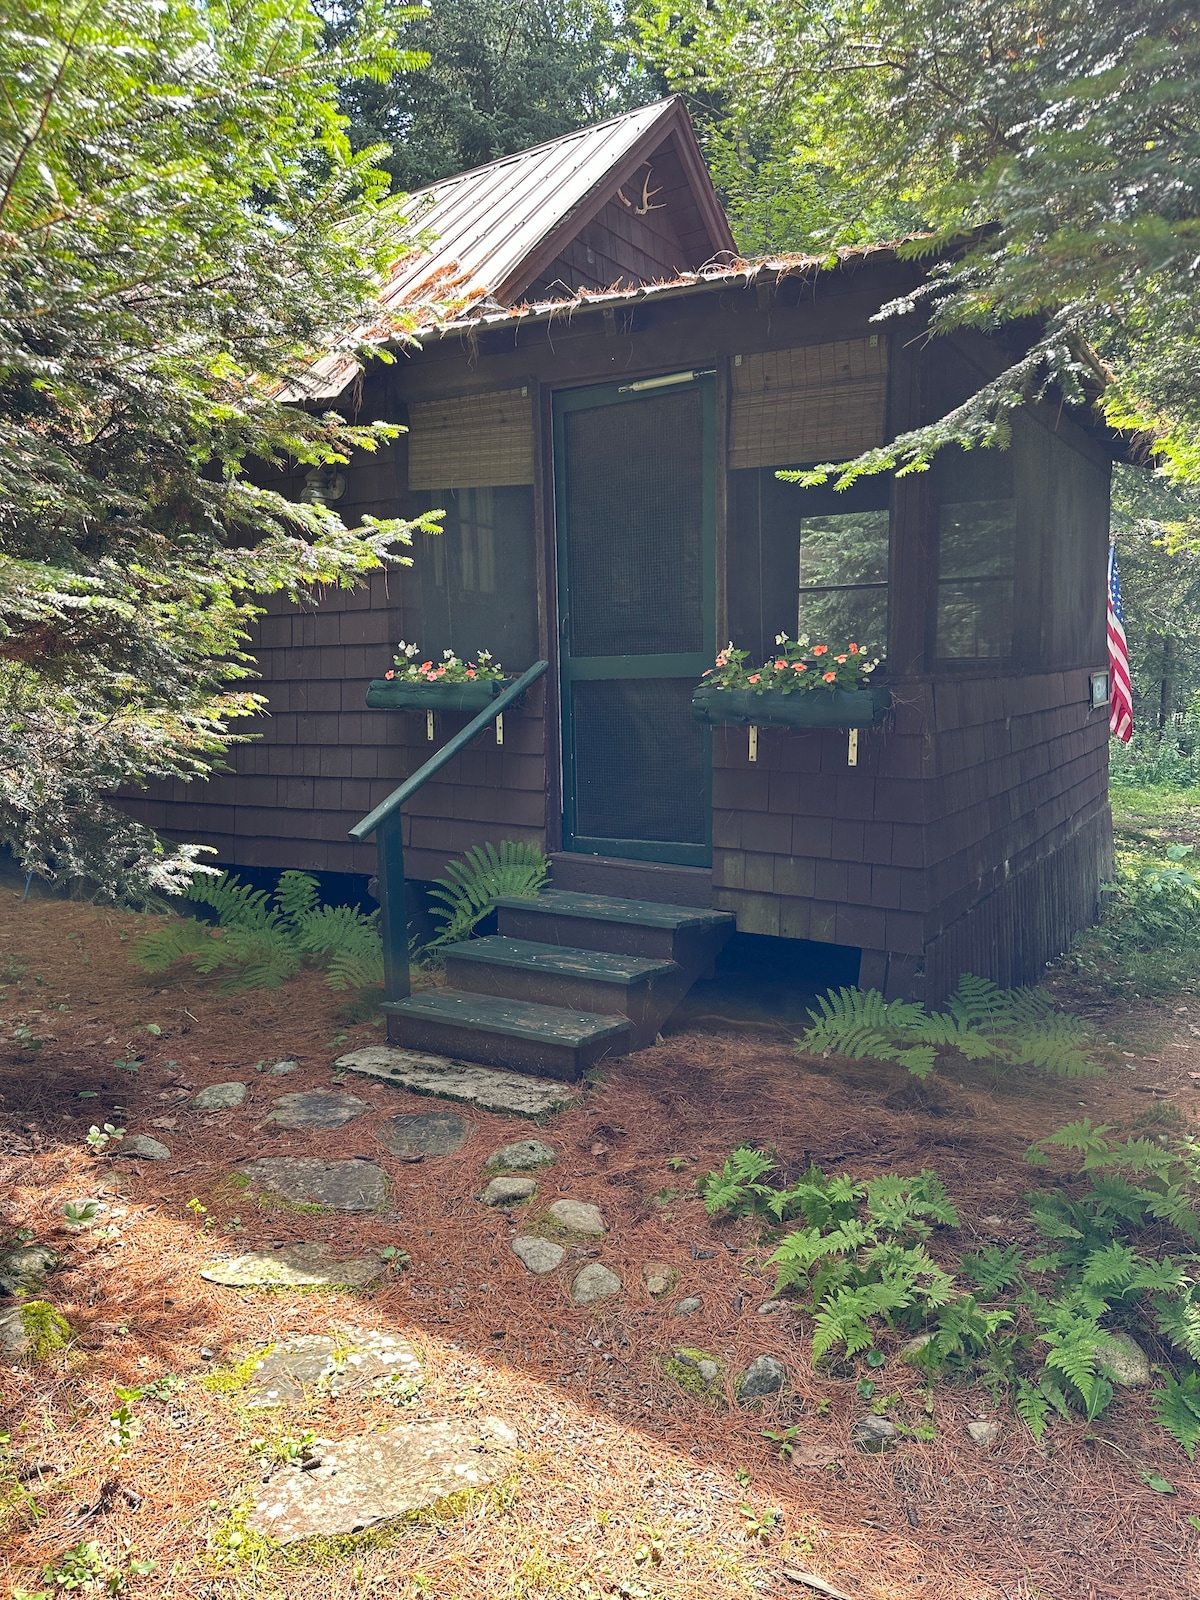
[1,887,1198,1600]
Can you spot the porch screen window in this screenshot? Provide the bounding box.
[935,447,1016,659]
[798,510,889,647]
[412,486,539,666]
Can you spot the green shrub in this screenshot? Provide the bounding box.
[701,1121,1200,1455]
[133,870,383,992]
[425,841,549,950]
[799,974,1098,1080]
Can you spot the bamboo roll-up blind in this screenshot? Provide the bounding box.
[407,388,534,488]
[730,337,889,469]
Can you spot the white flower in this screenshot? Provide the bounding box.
[774,632,790,646]
[443,649,454,659]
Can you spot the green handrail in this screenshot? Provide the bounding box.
[350,658,549,1003]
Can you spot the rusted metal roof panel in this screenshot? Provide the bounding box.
[281,99,693,402]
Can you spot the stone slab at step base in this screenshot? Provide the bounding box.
[383,990,630,1082]
[335,1047,579,1117]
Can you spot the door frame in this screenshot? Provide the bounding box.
[551,373,717,867]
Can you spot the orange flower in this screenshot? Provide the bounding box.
[823,671,837,682]
[748,674,761,683]
[836,655,848,664]
[385,670,395,679]
[420,662,432,671]
[466,669,476,678]
[813,644,828,656]
[849,643,859,654]
[792,662,806,672]
[775,660,787,670]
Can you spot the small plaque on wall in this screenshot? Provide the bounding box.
[1090,670,1111,708]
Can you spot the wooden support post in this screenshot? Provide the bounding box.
[748,725,758,763]
[375,817,411,1003]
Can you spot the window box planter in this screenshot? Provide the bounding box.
[366,678,504,712]
[692,683,891,729]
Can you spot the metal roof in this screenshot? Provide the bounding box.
[280,98,731,402]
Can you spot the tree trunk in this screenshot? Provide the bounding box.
[1160,632,1175,730]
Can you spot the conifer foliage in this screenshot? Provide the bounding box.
[0,0,438,897]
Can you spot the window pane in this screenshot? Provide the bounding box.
[413,485,539,666]
[936,494,1016,658]
[799,510,890,588]
[798,585,888,652]
[936,578,1014,659]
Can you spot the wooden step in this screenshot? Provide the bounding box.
[441,936,684,1045]
[494,889,735,964]
[382,988,631,1082]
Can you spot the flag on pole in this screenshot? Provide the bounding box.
[1107,543,1133,742]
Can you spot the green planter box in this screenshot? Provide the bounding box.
[692,683,891,729]
[366,678,503,712]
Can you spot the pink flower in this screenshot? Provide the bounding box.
[775,660,787,670]
[385,670,395,679]
[813,645,828,656]
[792,663,806,673]
[420,662,432,672]
[836,655,848,664]
[748,674,761,683]
[823,671,837,682]
[849,643,859,654]
[466,669,476,678]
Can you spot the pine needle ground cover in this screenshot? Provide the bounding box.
[2,887,1200,1600]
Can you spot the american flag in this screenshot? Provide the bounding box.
[1107,543,1133,742]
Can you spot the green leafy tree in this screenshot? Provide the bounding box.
[637,0,1200,482]
[332,0,659,192]
[0,0,439,897]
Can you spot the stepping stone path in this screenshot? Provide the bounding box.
[241,1330,422,1406]
[0,1245,56,1296]
[248,1417,513,1544]
[191,1082,247,1111]
[201,1243,386,1290]
[112,1134,171,1160]
[571,1263,622,1305]
[737,1354,786,1402]
[547,1199,605,1235]
[264,1091,369,1130]
[238,1157,387,1214]
[335,1046,577,1116]
[480,1176,537,1207]
[511,1237,564,1274]
[268,1059,300,1076]
[642,1263,676,1298]
[486,1138,556,1171]
[377,1112,469,1158]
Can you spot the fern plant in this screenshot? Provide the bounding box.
[425,841,549,949]
[133,869,383,992]
[701,1122,1200,1457]
[800,974,1099,1081]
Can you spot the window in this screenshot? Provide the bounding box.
[935,448,1016,659]
[412,485,539,666]
[798,508,890,651]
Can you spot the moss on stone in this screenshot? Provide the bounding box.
[20,1300,71,1360]
[661,1347,723,1404]
[203,1345,276,1394]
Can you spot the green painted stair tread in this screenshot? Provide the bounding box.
[493,889,734,931]
[441,937,677,984]
[383,989,632,1048]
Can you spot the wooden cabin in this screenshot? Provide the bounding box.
[123,98,1118,1074]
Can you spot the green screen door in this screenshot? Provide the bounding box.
[553,374,715,866]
